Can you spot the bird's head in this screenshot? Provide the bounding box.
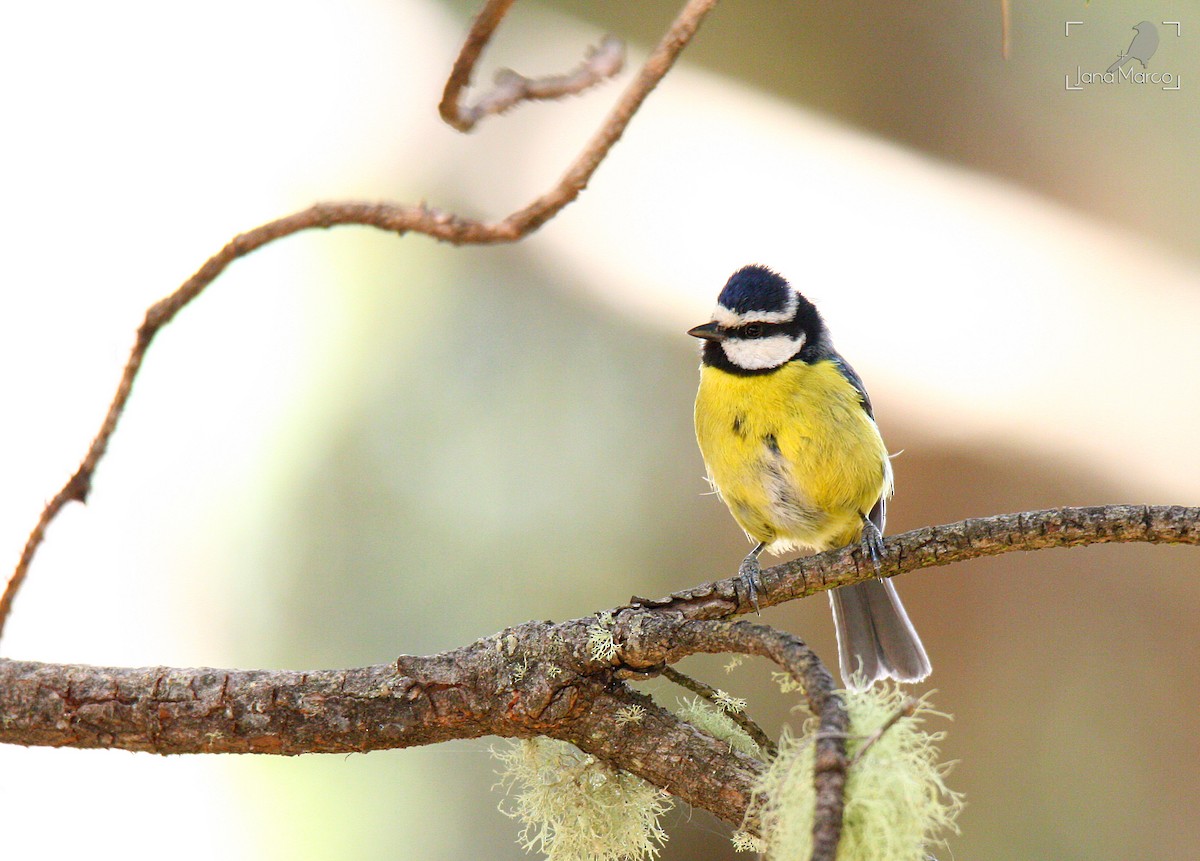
[688,265,825,374]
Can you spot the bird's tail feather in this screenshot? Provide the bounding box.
[830,579,931,690]
[1106,56,1129,73]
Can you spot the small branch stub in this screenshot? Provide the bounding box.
[444,33,626,131]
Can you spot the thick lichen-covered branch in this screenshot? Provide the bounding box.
[3,504,1197,858]
[0,616,763,826]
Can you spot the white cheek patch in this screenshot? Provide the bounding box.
[720,333,805,370]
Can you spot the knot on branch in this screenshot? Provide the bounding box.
[64,466,92,504]
[610,606,683,671]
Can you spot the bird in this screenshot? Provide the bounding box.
[1107,21,1158,73]
[688,264,930,690]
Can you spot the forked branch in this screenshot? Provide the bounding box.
[3,505,1197,856]
[439,0,626,132]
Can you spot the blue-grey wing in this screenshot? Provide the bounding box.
[829,352,876,419]
[831,351,888,534]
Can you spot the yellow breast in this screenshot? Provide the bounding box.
[694,360,891,552]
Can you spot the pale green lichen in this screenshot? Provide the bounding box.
[493,737,672,861]
[770,670,803,694]
[511,657,531,683]
[712,689,748,714]
[675,697,762,760]
[614,704,647,726]
[731,830,766,853]
[587,619,618,663]
[750,684,962,861]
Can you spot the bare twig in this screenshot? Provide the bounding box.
[660,664,779,759]
[439,0,517,131]
[500,0,718,237]
[0,0,721,642]
[439,0,625,133]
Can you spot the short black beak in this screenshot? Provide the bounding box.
[687,321,724,341]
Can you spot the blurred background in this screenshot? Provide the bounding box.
[1,1,1198,859]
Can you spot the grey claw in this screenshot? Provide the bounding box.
[737,556,762,614]
[860,517,885,571]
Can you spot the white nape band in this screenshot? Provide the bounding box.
[720,333,805,370]
[711,291,799,326]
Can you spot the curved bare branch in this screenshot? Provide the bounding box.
[0,0,722,642]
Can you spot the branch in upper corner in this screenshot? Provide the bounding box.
[438,0,516,130]
[0,0,722,644]
[439,0,626,133]
[480,37,625,119]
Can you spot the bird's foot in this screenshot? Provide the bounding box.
[737,554,762,615]
[860,516,885,572]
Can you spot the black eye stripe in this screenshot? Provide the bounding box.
[733,321,790,339]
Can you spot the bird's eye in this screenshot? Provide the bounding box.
[743,323,764,338]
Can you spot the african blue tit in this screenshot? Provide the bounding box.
[688,264,930,690]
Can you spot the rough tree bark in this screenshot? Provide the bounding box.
[3,506,1197,836]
